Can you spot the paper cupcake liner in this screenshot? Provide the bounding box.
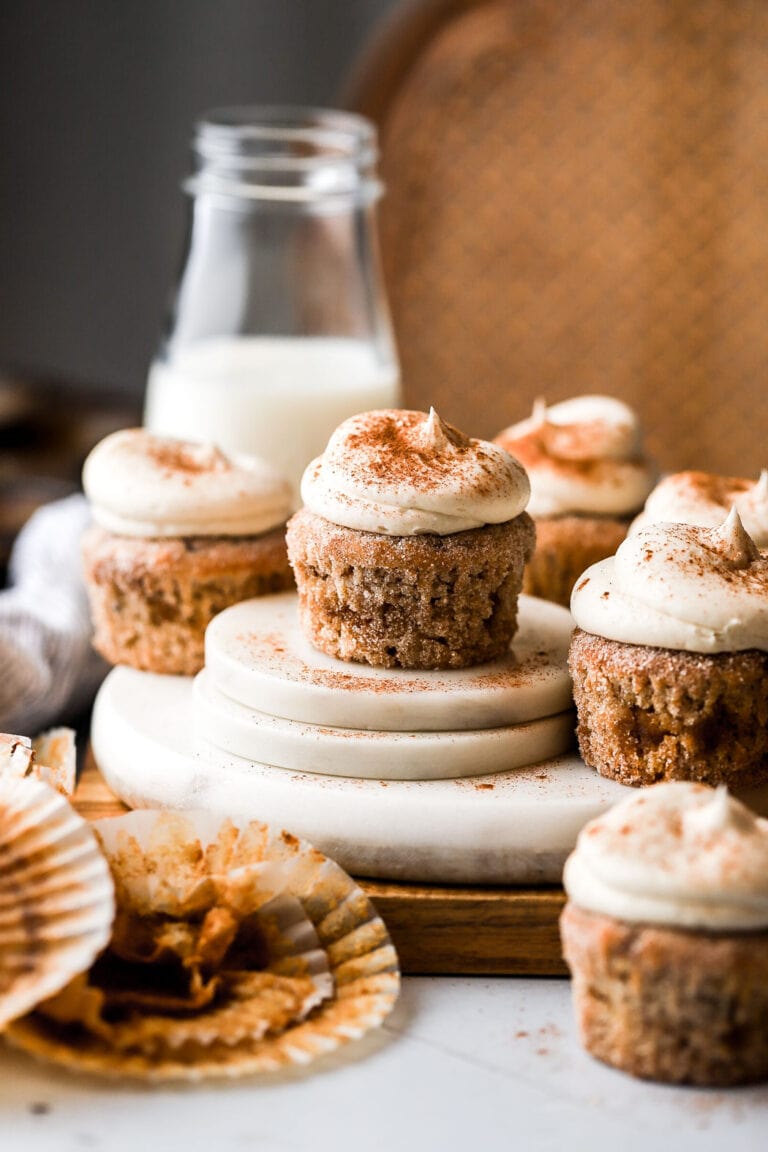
[32,728,77,797]
[0,776,115,1030]
[0,733,34,776]
[0,728,77,796]
[7,809,399,1080]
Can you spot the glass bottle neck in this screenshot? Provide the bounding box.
[185,106,382,209]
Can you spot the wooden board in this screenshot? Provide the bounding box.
[76,755,568,977]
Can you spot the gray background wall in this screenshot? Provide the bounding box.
[0,1,396,397]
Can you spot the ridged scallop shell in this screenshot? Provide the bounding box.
[0,775,115,1029]
[8,809,400,1079]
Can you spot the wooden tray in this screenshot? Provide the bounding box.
[76,755,568,977]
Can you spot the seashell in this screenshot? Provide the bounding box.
[0,775,115,1030]
[7,809,400,1080]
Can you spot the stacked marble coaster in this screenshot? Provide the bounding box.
[193,591,576,781]
[92,590,643,883]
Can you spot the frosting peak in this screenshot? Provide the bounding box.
[632,470,768,547]
[537,395,640,461]
[83,429,292,538]
[563,782,768,931]
[571,515,768,653]
[419,406,452,453]
[710,507,760,568]
[495,395,655,516]
[682,785,754,838]
[300,408,530,536]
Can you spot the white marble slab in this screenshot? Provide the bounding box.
[192,667,576,780]
[93,667,621,882]
[204,592,574,730]
[1,978,766,1152]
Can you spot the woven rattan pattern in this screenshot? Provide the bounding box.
[374,0,768,474]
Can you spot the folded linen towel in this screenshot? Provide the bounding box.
[0,494,106,733]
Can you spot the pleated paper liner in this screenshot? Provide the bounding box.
[0,775,114,1029]
[31,728,77,796]
[1,727,77,796]
[7,809,400,1080]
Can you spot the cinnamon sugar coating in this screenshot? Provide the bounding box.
[286,509,535,669]
[569,628,768,787]
[523,515,630,607]
[83,525,293,675]
[340,409,473,489]
[561,902,768,1085]
[681,469,755,503]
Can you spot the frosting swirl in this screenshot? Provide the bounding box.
[563,782,768,931]
[83,429,292,538]
[300,408,530,535]
[571,509,768,653]
[495,395,655,517]
[632,470,768,547]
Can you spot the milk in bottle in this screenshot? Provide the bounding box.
[144,108,400,497]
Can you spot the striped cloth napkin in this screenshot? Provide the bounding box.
[0,494,106,733]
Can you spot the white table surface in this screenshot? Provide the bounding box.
[1,976,766,1152]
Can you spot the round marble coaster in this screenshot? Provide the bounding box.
[90,667,613,882]
[204,592,573,731]
[193,669,575,781]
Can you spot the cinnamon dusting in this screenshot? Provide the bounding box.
[144,439,231,478]
[340,409,510,496]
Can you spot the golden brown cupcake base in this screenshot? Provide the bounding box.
[523,514,629,607]
[83,525,293,675]
[286,510,535,670]
[569,628,768,787]
[560,902,768,1085]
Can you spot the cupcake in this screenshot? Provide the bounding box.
[286,408,535,669]
[82,430,293,675]
[494,396,655,606]
[569,509,768,787]
[631,468,768,546]
[560,782,768,1085]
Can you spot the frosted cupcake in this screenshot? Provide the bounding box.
[560,783,768,1085]
[82,430,293,675]
[569,509,768,787]
[286,408,535,669]
[631,469,768,546]
[494,396,655,606]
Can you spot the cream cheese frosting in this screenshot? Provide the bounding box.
[300,408,530,536]
[571,509,768,653]
[83,429,292,538]
[563,782,768,931]
[631,470,768,547]
[495,395,655,517]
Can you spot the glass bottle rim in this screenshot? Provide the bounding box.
[186,105,382,204]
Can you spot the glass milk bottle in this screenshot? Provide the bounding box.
[144,107,400,497]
